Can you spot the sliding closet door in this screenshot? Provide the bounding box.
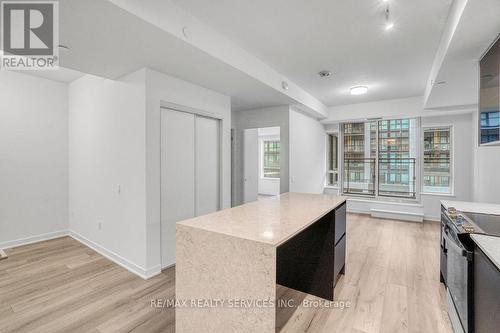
[195,116,220,215]
[161,109,195,267]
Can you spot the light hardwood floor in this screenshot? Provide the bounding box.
[0,214,453,333]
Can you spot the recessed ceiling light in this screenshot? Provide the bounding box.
[385,22,394,30]
[350,86,368,95]
[318,70,332,78]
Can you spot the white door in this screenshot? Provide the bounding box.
[160,108,221,268]
[161,109,195,268]
[195,116,220,215]
[243,128,259,203]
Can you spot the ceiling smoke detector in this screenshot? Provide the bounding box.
[318,70,332,78]
[384,6,394,31]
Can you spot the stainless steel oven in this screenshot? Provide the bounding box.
[442,210,474,333]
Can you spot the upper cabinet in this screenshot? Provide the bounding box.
[479,35,500,146]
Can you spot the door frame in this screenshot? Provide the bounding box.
[160,101,223,268]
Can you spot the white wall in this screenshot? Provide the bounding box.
[144,69,231,270]
[68,71,149,274]
[421,113,474,220]
[326,96,425,122]
[289,108,326,194]
[0,71,68,248]
[232,106,290,206]
[258,127,280,196]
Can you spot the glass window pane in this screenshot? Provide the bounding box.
[378,119,416,198]
[342,122,376,196]
[327,134,339,186]
[263,140,280,178]
[423,127,452,193]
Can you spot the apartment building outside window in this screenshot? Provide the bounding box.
[480,111,500,144]
[262,140,280,178]
[341,119,417,199]
[423,127,452,194]
[326,133,339,186]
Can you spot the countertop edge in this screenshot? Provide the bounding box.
[177,194,347,247]
[274,198,346,247]
[470,234,500,271]
[441,200,500,216]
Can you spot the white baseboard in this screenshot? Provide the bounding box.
[68,230,161,280]
[424,215,441,222]
[0,229,69,249]
[370,209,424,222]
[1,229,160,280]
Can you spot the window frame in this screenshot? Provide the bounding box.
[260,138,281,180]
[478,34,500,146]
[325,132,340,188]
[336,117,421,201]
[421,125,454,196]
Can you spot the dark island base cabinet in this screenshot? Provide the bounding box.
[474,245,500,333]
[276,202,346,301]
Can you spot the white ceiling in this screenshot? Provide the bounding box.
[58,0,297,111]
[14,67,84,83]
[171,0,453,106]
[425,0,500,109]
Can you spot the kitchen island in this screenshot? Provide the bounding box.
[176,192,346,333]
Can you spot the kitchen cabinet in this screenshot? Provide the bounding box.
[474,244,500,333]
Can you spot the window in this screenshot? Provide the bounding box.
[378,119,415,198]
[342,119,417,199]
[479,36,499,145]
[343,122,376,195]
[326,133,339,186]
[262,140,280,178]
[480,111,500,144]
[423,127,452,194]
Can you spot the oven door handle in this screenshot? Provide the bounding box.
[462,249,473,261]
[445,232,473,262]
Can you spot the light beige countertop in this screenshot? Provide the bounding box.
[177,192,346,246]
[441,200,500,215]
[471,234,500,271]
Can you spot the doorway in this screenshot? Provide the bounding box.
[243,127,281,203]
[160,107,221,268]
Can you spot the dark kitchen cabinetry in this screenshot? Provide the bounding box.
[474,244,500,333]
[276,202,346,301]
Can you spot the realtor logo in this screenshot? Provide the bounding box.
[1,1,59,70]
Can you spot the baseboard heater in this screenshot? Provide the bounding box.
[370,208,424,222]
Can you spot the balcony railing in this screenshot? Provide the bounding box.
[378,158,416,198]
[343,158,416,198]
[344,158,376,196]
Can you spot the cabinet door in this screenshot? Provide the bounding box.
[335,202,346,245]
[276,210,335,301]
[334,234,346,286]
[474,245,500,333]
